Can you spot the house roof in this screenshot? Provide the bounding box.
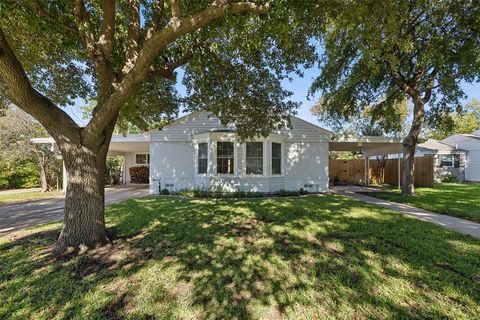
[417,139,466,153]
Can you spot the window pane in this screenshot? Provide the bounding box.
[272,142,281,174]
[136,154,149,164]
[198,143,208,174]
[217,142,234,174]
[246,142,263,175]
[441,155,453,167]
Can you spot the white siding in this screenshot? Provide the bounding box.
[465,150,480,181]
[149,142,196,193]
[283,141,329,192]
[148,112,332,194]
[443,135,480,182]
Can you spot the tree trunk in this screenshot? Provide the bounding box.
[402,97,425,196]
[38,155,50,192]
[54,144,110,253]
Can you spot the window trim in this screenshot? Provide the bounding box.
[245,141,264,175]
[134,153,150,165]
[440,154,454,168]
[271,142,282,175]
[216,141,235,175]
[197,142,209,175]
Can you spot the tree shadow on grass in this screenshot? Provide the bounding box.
[1,195,479,319]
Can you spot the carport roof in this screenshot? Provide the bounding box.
[329,135,403,156]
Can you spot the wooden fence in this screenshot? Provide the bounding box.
[329,155,434,187]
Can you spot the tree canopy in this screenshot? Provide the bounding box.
[309,0,480,194]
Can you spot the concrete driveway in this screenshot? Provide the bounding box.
[0,184,149,236]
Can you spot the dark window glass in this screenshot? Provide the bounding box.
[136,153,150,165]
[440,155,454,167]
[217,142,234,174]
[272,142,281,174]
[246,142,263,174]
[198,142,208,174]
[454,154,460,168]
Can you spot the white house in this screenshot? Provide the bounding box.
[149,112,332,194]
[33,111,405,193]
[443,129,480,182]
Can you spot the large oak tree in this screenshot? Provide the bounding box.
[310,0,480,195]
[0,1,318,252]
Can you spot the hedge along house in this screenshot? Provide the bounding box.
[149,112,332,194]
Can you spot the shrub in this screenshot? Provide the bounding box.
[160,188,170,195]
[441,174,458,183]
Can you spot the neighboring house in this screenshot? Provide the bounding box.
[149,112,332,194]
[415,139,467,183]
[443,129,480,182]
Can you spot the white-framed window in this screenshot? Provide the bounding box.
[440,154,454,167]
[271,142,282,175]
[246,142,263,175]
[135,153,150,165]
[197,142,208,174]
[217,141,234,174]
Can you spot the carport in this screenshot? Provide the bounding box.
[32,134,150,191]
[329,135,404,188]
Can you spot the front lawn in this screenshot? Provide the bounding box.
[366,183,480,222]
[1,195,479,319]
[0,190,63,204]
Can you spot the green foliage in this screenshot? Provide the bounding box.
[0,1,321,138]
[105,156,123,185]
[310,0,480,132]
[425,99,480,139]
[368,183,480,222]
[0,159,39,190]
[159,188,170,195]
[1,195,480,318]
[441,174,458,183]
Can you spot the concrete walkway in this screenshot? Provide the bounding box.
[0,184,149,236]
[332,185,480,240]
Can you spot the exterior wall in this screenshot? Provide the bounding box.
[432,153,466,183]
[284,141,329,192]
[465,150,480,182]
[149,140,330,194]
[443,135,480,182]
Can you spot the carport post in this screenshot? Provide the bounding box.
[397,154,401,189]
[366,157,370,186]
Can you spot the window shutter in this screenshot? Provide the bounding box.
[454,155,460,168]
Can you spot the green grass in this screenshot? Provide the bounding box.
[0,190,63,204]
[1,195,479,319]
[366,183,480,223]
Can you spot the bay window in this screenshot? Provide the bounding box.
[198,142,208,174]
[217,142,234,174]
[246,142,263,175]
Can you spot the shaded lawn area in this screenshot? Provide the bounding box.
[366,183,480,223]
[1,195,479,319]
[0,190,63,205]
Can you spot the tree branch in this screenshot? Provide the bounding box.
[170,0,181,19]
[422,68,437,103]
[124,0,141,74]
[75,0,115,104]
[0,28,81,145]
[146,0,164,39]
[85,1,270,144]
[99,0,116,61]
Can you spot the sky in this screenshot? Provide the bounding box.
[65,65,480,130]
